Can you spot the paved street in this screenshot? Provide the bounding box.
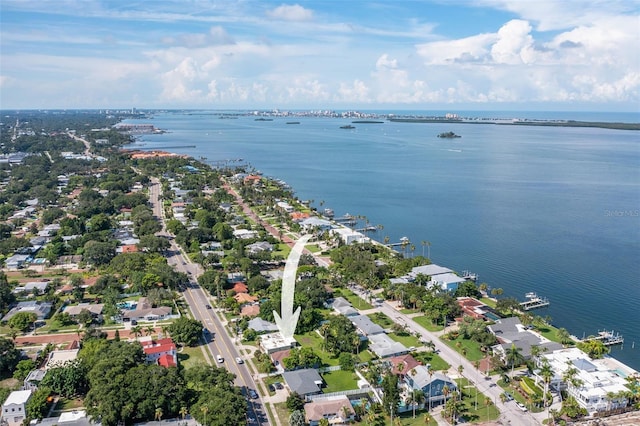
[149,179,270,426]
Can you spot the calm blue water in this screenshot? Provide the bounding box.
[126,112,640,370]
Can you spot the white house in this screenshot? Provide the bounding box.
[535,347,630,414]
[2,390,32,426]
[331,227,367,245]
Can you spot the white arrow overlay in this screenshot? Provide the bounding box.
[274,234,312,339]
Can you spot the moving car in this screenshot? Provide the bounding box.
[206,304,212,309]
[503,392,514,401]
[216,355,224,363]
[235,357,244,364]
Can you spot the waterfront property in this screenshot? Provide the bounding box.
[534,347,631,414]
[488,317,562,361]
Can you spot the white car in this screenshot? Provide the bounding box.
[216,355,224,363]
[236,357,244,364]
[515,402,528,412]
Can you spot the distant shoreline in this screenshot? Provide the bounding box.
[388,117,640,131]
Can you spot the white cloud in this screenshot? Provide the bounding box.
[266,4,314,22]
[490,20,535,64]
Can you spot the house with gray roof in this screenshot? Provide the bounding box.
[248,317,279,333]
[2,301,53,322]
[12,281,49,295]
[429,272,465,292]
[282,368,324,399]
[350,315,385,336]
[409,264,453,278]
[368,333,409,358]
[330,297,359,317]
[404,365,457,406]
[489,317,562,360]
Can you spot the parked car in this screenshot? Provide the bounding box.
[268,384,275,392]
[516,402,528,412]
[503,392,514,401]
[248,389,258,399]
[274,382,283,390]
[236,357,244,364]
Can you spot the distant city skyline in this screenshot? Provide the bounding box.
[1,0,639,111]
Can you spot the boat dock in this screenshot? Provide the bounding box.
[462,270,478,281]
[519,292,550,310]
[355,226,377,232]
[582,330,624,346]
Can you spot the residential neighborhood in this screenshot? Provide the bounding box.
[1,111,638,426]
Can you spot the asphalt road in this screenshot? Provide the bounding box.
[351,286,542,425]
[149,179,269,426]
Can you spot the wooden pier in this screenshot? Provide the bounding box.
[519,292,550,310]
[582,330,624,346]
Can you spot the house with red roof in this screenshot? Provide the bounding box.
[141,337,178,368]
[232,282,248,294]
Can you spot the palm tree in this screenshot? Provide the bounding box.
[506,343,524,377]
[145,325,155,336]
[179,406,188,419]
[538,359,554,422]
[427,368,435,411]
[200,406,209,426]
[485,396,492,421]
[557,327,572,345]
[131,325,143,339]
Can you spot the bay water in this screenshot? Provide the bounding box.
[126,111,640,370]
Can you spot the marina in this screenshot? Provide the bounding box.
[519,292,550,310]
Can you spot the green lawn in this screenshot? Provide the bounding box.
[400,308,420,314]
[388,332,422,348]
[273,243,291,258]
[294,331,340,366]
[178,345,210,368]
[321,369,359,392]
[411,351,450,371]
[456,378,501,423]
[412,315,445,332]
[480,297,497,308]
[441,336,485,362]
[338,288,373,310]
[535,324,574,346]
[306,244,322,253]
[367,312,394,328]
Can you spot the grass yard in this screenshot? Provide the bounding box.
[294,331,340,366]
[337,288,373,310]
[388,332,422,348]
[273,243,291,259]
[455,378,501,423]
[480,297,497,308]
[321,369,359,393]
[412,315,444,332]
[305,244,322,253]
[411,351,450,371]
[367,312,394,328]
[441,336,485,362]
[272,402,290,426]
[178,345,209,368]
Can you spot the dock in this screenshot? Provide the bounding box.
[582,330,624,346]
[355,226,377,233]
[462,270,478,281]
[519,292,550,311]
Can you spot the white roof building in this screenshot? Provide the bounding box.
[536,347,631,414]
[2,389,32,426]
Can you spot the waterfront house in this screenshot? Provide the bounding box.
[489,317,562,361]
[282,368,324,399]
[299,217,333,233]
[304,395,355,426]
[408,264,453,279]
[535,347,630,414]
[1,390,32,426]
[428,272,465,292]
[331,227,367,245]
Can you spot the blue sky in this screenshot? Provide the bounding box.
[1,0,639,111]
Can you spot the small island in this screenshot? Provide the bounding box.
[340,124,356,129]
[437,131,461,138]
